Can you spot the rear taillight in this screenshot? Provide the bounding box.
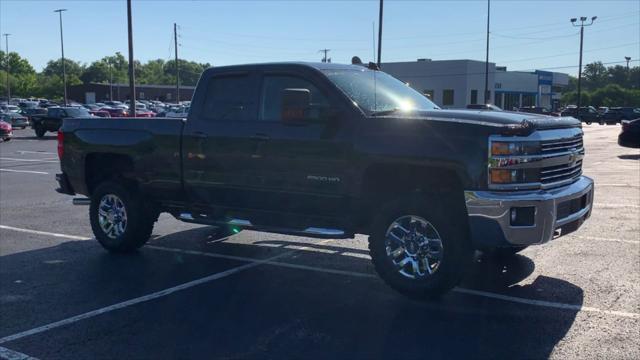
[57,131,64,159]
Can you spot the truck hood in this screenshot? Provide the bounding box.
[414,109,581,135]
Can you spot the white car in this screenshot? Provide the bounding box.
[165,106,189,118]
[0,105,20,113]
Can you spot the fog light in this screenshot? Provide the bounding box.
[510,206,536,226]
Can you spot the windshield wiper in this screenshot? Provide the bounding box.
[370,108,401,117]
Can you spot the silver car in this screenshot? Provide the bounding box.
[1,112,29,129]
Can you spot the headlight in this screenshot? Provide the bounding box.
[490,141,539,156]
[489,168,540,184]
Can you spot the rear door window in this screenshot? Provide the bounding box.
[259,75,330,122]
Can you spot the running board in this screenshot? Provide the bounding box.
[178,213,351,239]
[72,198,91,206]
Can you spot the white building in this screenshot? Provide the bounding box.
[381,59,569,110]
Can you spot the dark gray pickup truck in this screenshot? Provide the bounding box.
[56,62,594,298]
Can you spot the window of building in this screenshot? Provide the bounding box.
[423,89,434,100]
[470,90,478,105]
[260,75,329,122]
[442,89,454,106]
[202,74,254,121]
[522,94,536,107]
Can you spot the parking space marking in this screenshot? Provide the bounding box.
[0,346,38,360]
[596,183,640,188]
[0,235,333,346]
[0,225,89,240]
[0,169,49,175]
[15,151,56,155]
[147,245,640,320]
[0,158,58,162]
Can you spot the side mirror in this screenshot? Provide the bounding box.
[281,88,311,124]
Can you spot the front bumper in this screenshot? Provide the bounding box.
[465,176,594,247]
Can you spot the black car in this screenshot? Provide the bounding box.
[31,106,92,137]
[560,106,601,124]
[618,119,640,148]
[604,107,640,124]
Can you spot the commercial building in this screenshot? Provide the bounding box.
[381,59,569,110]
[69,83,195,104]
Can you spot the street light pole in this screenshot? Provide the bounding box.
[484,0,490,104]
[126,0,136,117]
[625,56,631,71]
[571,16,596,113]
[2,33,10,101]
[54,9,68,106]
[377,0,383,67]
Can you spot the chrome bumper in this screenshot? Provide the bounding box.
[464,176,594,247]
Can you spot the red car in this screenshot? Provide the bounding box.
[0,120,13,141]
[100,107,129,117]
[89,110,111,118]
[134,110,155,118]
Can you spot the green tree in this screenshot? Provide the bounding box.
[581,61,608,90]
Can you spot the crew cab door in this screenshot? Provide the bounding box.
[182,70,262,210]
[253,70,354,218]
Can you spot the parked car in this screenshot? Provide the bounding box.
[1,112,29,129]
[597,106,609,114]
[31,106,92,137]
[605,107,640,123]
[518,106,560,117]
[0,120,12,141]
[89,110,111,118]
[20,108,47,123]
[560,106,601,124]
[134,110,155,118]
[100,107,129,117]
[56,62,594,299]
[466,104,502,111]
[165,106,190,117]
[0,104,20,113]
[618,119,640,148]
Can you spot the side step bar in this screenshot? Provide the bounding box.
[178,213,351,239]
[72,198,91,206]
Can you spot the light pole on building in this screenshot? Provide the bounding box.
[54,9,68,105]
[571,16,596,112]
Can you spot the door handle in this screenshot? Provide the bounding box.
[250,133,270,141]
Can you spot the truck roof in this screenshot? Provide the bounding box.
[204,62,369,73]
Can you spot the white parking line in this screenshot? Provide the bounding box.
[15,151,56,155]
[596,183,640,188]
[576,235,640,245]
[0,169,50,175]
[147,245,640,319]
[0,346,38,360]
[0,158,58,163]
[0,225,89,240]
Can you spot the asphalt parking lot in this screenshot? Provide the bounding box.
[0,125,639,359]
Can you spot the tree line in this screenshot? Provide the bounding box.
[0,51,210,101]
[561,61,640,107]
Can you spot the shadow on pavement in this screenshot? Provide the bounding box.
[618,154,640,160]
[0,226,583,359]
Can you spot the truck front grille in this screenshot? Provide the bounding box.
[541,136,583,154]
[540,160,583,185]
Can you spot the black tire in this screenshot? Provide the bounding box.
[34,127,45,138]
[368,194,472,299]
[90,181,156,253]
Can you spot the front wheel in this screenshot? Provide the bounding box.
[368,194,472,299]
[90,181,156,253]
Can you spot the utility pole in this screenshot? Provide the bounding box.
[484,0,490,104]
[571,16,596,113]
[319,49,330,63]
[3,33,10,101]
[127,0,136,117]
[174,23,180,104]
[625,56,631,71]
[109,62,113,100]
[54,9,68,105]
[377,0,383,67]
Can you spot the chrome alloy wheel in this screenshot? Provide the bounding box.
[385,215,444,279]
[98,194,128,239]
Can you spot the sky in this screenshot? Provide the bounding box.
[1,0,639,76]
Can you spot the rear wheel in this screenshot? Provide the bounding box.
[34,126,45,138]
[90,181,156,253]
[368,194,472,299]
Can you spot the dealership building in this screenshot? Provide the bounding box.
[69,83,195,104]
[381,59,569,110]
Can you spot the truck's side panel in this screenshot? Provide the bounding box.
[60,117,185,200]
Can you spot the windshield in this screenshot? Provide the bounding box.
[66,108,91,117]
[323,69,439,114]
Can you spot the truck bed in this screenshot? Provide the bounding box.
[60,117,186,199]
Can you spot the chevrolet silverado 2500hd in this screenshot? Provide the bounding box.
[56,62,594,298]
